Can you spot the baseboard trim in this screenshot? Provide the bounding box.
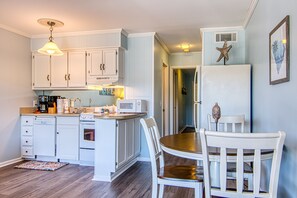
[137,157,151,162]
[0,157,23,168]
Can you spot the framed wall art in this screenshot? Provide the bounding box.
[269,15,290,85]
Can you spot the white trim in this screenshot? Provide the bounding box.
[155,33,170,54]
[169,65,198,135]
[31,28,124,38]
[200,26,244,33]
[128,32,156,38]
[243,0,259,28]
[137,157,151,162]
[0,157,23,168]
[0,24,30,38]
[151,36,155,117]
[201,31,205,66]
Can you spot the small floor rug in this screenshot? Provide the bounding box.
[15,161,68,171]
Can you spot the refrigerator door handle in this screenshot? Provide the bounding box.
[193,67,198,102]
[193,103,197,129]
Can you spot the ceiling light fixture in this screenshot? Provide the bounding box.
[180,43,191,52]
[37,18,64,56]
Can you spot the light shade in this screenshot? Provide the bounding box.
[38,41,63,56]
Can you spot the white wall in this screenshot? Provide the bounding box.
[169,52,202,66]
[124,34,154,158]
[0,28,34,163]
[246,1,297,197]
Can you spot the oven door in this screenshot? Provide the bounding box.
[80,121,95,149]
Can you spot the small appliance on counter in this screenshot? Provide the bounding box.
[117,99,147,113]
[38,95,48,113]
[48,96,61,113]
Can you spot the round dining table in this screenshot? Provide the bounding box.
[160,132,273,188]
[159,132,273,162]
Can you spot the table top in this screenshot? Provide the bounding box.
[160,132,273,161]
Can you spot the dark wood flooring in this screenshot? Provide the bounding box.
[0,154,198,198]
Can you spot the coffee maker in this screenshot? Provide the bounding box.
[38,95,48,113]
[48,96,61,109]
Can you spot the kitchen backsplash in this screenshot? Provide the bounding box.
[34,89,123,107]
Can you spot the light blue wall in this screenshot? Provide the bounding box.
[184,71,194,126]
[124,35,154,159]
[35,90,118,107]
[0,28,34,163]
[203,30,245,65]
[154,38,169,131]
[169,52,202,66]
[246,1,297,197]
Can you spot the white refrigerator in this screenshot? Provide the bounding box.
[193,65,251,132]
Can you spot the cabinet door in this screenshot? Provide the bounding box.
[102,49,117,76]
[134,118,141,156]
[87,50,103,76]
[68,51,86,87]
[116,120,126,168]
[57,124,79,160]
[51,53,68,88]
[32,53,50,88]
[126,119,134,161]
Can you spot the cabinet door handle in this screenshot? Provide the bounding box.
[26,141,28,143]
[47,75,50,81]
[65,74,68,80]
[102,64,105,70]
[100,64,102,70]
[26,131,28,133]
[68,74,70,80]
[25,151,28,153]
[57,132,59,134]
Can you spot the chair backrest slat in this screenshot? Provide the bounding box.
[200,128,286,198]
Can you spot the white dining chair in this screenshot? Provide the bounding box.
[207,114,245,133]
[207,114,253,189]
[140,117,203,198]
[200,128,286,198]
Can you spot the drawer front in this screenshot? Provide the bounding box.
[57,117,79,125]
[21,116,34,126]
[22,137,33,146]
[21,147,33,156]
[21,126,33,136]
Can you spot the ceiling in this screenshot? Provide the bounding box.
[0,0,254,53]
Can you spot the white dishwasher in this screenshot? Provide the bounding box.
[33,117,56,157]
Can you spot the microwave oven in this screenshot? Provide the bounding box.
[117,99,147,113]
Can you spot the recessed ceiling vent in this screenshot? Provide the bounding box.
[215,32,237,43]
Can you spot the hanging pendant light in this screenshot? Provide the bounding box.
[37,18,64,56]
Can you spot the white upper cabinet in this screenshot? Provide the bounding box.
[87,48,123,85]
[50,53,68,88]
[32,54,50,88]
[102,49,117,76]
[68,51,87,88]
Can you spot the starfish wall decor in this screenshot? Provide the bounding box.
[216,40,232,65]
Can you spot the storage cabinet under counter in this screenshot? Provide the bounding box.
[93,114,144,182]
[21,116,35,158]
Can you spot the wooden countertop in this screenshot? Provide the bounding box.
[94,113,146,120]
[20,107,80,117]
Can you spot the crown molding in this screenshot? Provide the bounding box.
[127,32,156,38]
[200,26,244,34]
[155,33,170,54]
[31,28,125,38]
[0,24,30,38]
[243,0,259,28]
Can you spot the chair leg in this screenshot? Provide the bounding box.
[194,183,203,198]
[158,184,164,198]
[152,182,158,198]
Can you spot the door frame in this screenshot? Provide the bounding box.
[169,65,197,135]
[162,63,169,136]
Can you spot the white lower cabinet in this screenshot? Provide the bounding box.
[56,117,79,161]
[21,116,35,158]
[94,117,142,182]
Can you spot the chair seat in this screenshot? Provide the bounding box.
[158,165,204,182]
[227,162,253,173]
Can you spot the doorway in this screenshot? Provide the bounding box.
[169,66,197,134]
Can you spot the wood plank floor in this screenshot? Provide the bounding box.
[0,155,198,198]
